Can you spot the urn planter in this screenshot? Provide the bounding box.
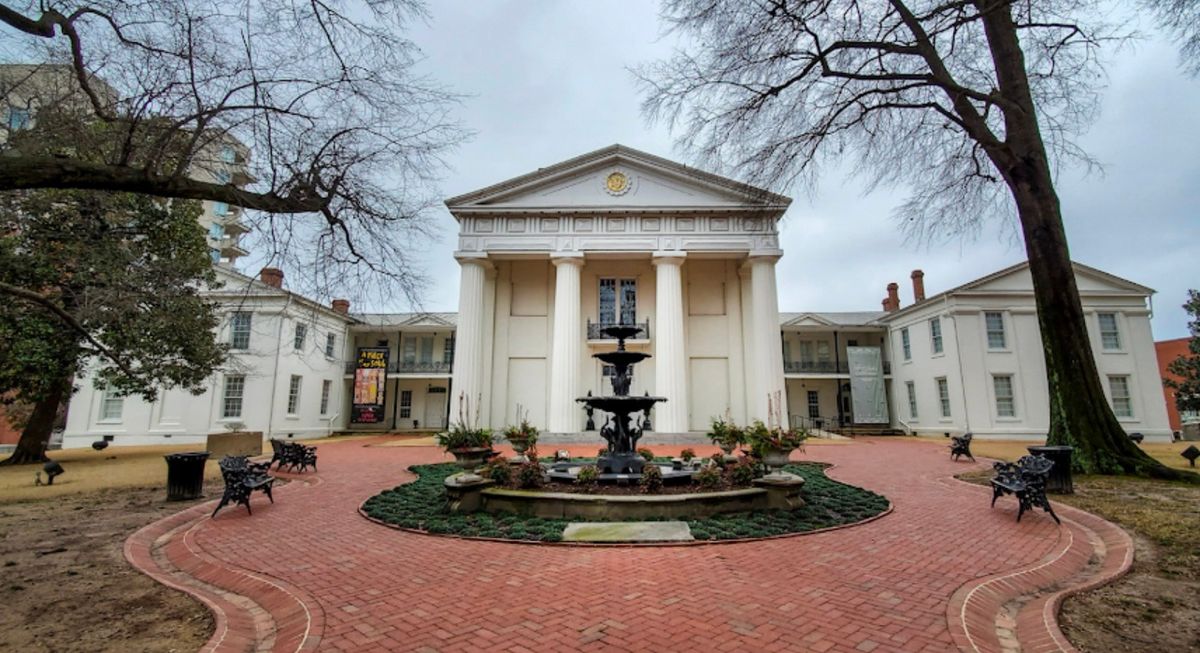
[450,447,493,472]
[761,447,795,475]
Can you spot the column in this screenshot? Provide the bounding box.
[450,254,490,428]
[548,253,585,433]
[653,252,688,433]
[747,252,787,424]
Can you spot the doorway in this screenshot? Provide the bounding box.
[424,386,447,429]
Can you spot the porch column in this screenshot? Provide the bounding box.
[548,253,585,433]
[747,252,787,424]
[450,254,491,426]
[653,252,688,432]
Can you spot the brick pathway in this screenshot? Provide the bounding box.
[125,438,1132,653]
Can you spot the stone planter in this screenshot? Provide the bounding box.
[449,447,492,473]
[206,431,263,458]
[507,437,533,463]
[761,447,795,475]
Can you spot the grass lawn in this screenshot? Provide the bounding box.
[956,440,1200,651]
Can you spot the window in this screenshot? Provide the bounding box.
[782,340,792,363]
[906,382,918,420]
[402,336,417,363]
[220,145,237,163]
[293,323,307,350]
[222,375,245,418]
[287,375,302,414]
[1098,313,1121,350]
[320,380,332,415]
[5,106,30,130]
[936,378,951,418]
[215,169,232,184]
[799,341,814,363]
[208,222,225,239]
[930,317,943,354]
[993,375,1016,417]
[442,336,455,364]
[1108,375,1133,418]
[212,201,230,216]
[816,341,831,365]
[901,327,912,361]
[399,390,413,418]
[230,312,251,349]
[985,312,1007,349]
[420,336,434,363]
[599,278,637,325]
[807,390,820,419]
[210,249,221,264]
[325,333,337,358]
[100,391,124,421]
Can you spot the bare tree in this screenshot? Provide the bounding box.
[0,0,466,305]
[638,0,1192,480]
[1143,0,1200,75]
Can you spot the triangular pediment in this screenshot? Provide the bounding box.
[782,313,837,327]
[958,261,1153,296]
[445,145,790,214]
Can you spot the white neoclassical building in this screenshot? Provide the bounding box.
[59,145,1174,447]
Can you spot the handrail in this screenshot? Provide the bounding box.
[586,320,651,340]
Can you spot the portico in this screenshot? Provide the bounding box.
[444,145,792,434]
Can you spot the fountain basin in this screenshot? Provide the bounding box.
[475,486,774,520]
[576,395,664,413]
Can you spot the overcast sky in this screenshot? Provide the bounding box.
[380,1,1199,340]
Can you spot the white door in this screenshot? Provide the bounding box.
[424,388,447,429]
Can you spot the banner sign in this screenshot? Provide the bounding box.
[847,346,889,424]
[351,347,389,424]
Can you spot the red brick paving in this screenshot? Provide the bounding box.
[126,437,1132,652]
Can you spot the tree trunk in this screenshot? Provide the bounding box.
[976,0,1194,481]
[0,379,67,466]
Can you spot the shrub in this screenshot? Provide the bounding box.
[694,465,723,489]
[680,448,696,462]
[436,426,493,451]
[744,419,807,455]
[576,465,600,491]
[640,463,663,493]
[514,461,545,489]
[726,459,758,487]
[480,458,512,485]
[709,453,728,469]
[637,448,655,461]
[707,416,745,450]
[501,414,539,449]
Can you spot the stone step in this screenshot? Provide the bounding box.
[562,521,694,543]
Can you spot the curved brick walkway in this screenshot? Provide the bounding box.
[126,437,1132,653]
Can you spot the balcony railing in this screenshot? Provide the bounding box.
[783,360,891,375]
[586,320,651,340]
[344,360,453,374]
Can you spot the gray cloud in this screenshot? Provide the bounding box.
[395,1,1197,340]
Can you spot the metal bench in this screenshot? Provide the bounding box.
[950,432,974,462]
[212,455,275,517]
[269,439,318,473]
[990,455,1060,524]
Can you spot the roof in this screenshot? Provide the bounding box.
[780,312,888,327]
[444,143,792,211]
[879,260,1155,322]
[205,267,356,323]
[351,312,458,328]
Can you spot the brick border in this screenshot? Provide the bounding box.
[124,472,328,653]
[944,475,1134,653]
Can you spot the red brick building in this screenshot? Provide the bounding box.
[0,405,19,446]
[1156,337,1193,432]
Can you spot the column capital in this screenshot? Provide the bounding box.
[745,249,784,264]
[651,251,687,266]
[454,252,494,270]
[550,252,586,267]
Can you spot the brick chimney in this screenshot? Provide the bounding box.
[331,299,350,315]
[259,267,284,289]
[884,282,900,312]
[911,269,926,302]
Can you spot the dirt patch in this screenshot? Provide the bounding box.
[0,485,216,653]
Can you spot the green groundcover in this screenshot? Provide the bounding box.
[362,462,889,542]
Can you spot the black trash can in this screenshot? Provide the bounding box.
[164,451,210,501]
[1027,445,1074,494]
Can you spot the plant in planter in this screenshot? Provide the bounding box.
[514,460,545,489]
[707,415,745,456]
[680,448,696,463]
[576,464,600,491]
[480,458,512,486]
[637,447,655,462]
[640,463,663,493]
[694,465,723,489]
[501,405,539,463]
[725,458,760,487]
[744,394,808,478]
[437,393,495,474]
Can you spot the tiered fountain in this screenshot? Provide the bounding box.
[546,325,692,482]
